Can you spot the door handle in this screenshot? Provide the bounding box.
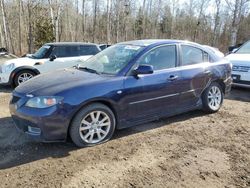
[168,75,179,81]
[204,70,211,75]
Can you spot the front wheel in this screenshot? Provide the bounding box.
[14,70,36,87]
[202,82,224,113]
[70,103,116,147]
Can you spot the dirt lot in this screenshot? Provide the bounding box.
[0,86,249,188]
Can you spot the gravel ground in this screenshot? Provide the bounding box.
[0,86,249,188]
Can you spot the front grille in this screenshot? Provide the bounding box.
[233,65,250,72]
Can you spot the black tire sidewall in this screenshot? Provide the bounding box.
[70,103,116,147]
[14,70,36,87]
[202,82,224,113]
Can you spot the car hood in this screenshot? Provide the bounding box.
[3,57,37,67]
[226,54,250,66]
[15,68,110,96]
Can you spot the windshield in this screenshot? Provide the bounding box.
[236,41,250,54]
[32,45,51,59]
[80,44,144,75]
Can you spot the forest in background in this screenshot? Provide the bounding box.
[0,0,249,56]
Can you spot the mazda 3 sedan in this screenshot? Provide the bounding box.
[10,40,232,147]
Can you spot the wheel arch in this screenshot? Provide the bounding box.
[67,99,119,140]
[213,79,226,94]
[10,66,40,86]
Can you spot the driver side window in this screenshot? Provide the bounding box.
[138,45,176,71]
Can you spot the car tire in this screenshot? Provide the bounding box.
[202,82,224,113]
[70,103,116,147]
[13,70,36,87]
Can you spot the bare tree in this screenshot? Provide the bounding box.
[226,0,250,45]
[212,0,221,46]
[0,0,8,49]
[48,0,62,42]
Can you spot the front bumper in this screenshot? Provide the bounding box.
[9,92,71,142]
[232,71,250,88]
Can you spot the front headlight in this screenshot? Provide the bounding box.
[25,96,63,108]
[3,63,15,72]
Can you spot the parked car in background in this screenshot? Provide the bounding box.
[10,40,232,147]
[0,42,101,87]
[226,40,250,88]
[99,44,111,51]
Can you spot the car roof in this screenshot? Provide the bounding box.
[44,42,98,46]
[119,39,200,47]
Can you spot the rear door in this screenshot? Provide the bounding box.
[178,45,211,107]
[122,45,183,121]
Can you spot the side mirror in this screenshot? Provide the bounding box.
[49,55,57,61]
[133,65,153,76]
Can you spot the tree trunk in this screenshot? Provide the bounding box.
[82,0,85,41]
[27,1,33,53]
[106,0,110,44]
[18,0,22,55]
[0,0,8,50]
[92,0,97,43]
[75,0,78,41]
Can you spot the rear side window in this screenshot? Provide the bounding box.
[181,45,203,65]
[203,52,209,62]
[138,45,176,71]
[79,45,100,56]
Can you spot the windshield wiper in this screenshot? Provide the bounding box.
[77,66,100,75]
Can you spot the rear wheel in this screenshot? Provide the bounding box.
[202,82,224,113]
[14,70,36,87]
[70,103,116,147]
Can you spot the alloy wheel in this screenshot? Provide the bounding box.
[207,86,222,111]
[79,110,111,144]
[17,72,34,84]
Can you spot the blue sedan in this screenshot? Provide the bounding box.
[9,40,232,147]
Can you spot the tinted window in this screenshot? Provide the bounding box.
[32,45,51,59]
[50,46,73,58]
[50,45,100,58]
[80,45,100,55]
[138,45,176,70]
[181,45,203,65]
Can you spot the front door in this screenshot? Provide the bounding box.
[37,45,82,73]
[122,45,182,121]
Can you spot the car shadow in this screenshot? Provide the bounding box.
[0,116,77,170]
[226,87,250,102]
[0,85,12,94]
[0,110,207,170]
[113,110,206,139]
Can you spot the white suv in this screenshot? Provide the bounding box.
[0,42,101,87]
[226,40,250,88]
